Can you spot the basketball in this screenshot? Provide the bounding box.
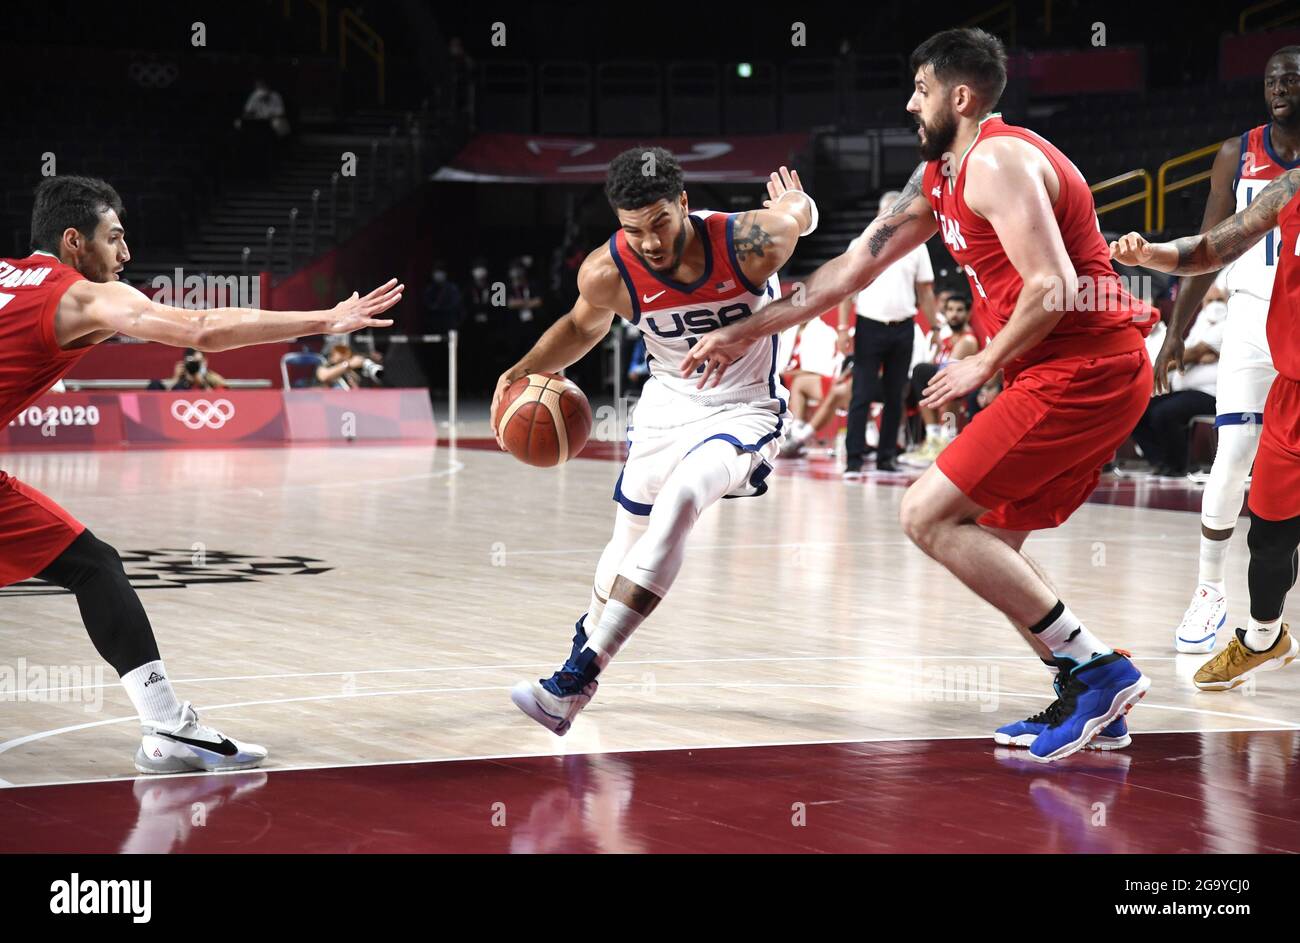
[496,372,593,466]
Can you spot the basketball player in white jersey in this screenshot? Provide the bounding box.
[491,147,816,734]
[1159,46,1300,653]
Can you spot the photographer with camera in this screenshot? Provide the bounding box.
[315,343,384,389]
[165,349,226,391]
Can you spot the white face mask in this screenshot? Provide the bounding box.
[472,267,487,280]
[520,255,533,268]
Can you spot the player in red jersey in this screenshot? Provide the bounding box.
[1156,47,1300,655]
[3,176,401,773]
[1112,166,1300,693]
[684,28,1155,762]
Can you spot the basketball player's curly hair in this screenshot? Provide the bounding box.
[909,27,1008,110]
[29,175,125,254]
[604,147,684,212]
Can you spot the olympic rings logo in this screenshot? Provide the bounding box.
[170,398,236,430]
[128,60,179,88]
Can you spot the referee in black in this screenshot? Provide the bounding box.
[836,190,938,476]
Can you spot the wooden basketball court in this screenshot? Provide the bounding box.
[2,432,1298,852]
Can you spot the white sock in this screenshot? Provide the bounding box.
[121,660,183,728]
[585,599,646,671]
[1030,601,1112,664]
[1198,534,1231,591]
[926,423,942,441]
[795,420,814,443]
[1244,616,1282,653]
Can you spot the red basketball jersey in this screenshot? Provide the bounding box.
[1266,186,1300,381]
[922,114,1156,370]
[0,252,92,425]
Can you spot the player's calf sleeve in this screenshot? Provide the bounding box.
[1246,511,1300,622]
[587,508,648,630]
[36,530,184,726]
[1202,424,1262,532]
[37,530,161,674]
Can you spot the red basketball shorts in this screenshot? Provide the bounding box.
[936,339,1150,531]
[1248,374,1300,522]
[0,470,85,587]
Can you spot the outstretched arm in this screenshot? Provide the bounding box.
[1111,166,1300,274]
[57,278,403,352]
[682,162,937,387]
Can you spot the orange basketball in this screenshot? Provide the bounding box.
[497,372,593,467]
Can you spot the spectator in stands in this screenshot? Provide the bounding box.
[903,294,978,466]
[423,260,464,333]
[163,349,226,391]
[506,258,545,364]
[552,222,587,314]
[446,36,475,128]
[237,79,290,137]
[465,259,494,323]
[837,190,938,477]
[316,344,384,389]
[1132,285,1228,477]
[232,78,290,180]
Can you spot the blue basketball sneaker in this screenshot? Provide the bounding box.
[994,657,1130,750]
[511,618,601,736]
[1029,651,1150,762]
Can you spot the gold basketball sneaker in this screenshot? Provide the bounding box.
[1194,625,1300,691]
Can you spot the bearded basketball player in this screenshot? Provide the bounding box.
[492,151,815,735]
[2,175,401,773]
[685,28,1157,762]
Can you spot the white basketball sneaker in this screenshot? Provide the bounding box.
[510,675,598,736]
[134,702,268,774]
[1174,583,1227,654]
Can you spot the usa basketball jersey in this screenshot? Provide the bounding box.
[609,210,787,409]
[1223,124,1300,301]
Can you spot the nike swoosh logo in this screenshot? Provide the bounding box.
[161,732,240,757]
[642,290,667,303]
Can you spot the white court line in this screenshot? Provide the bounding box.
[498,532,1184,558]
[1,723,1294,792]
[20,651,1193,695]
[46,458,464,501]
[3,679,1296,766]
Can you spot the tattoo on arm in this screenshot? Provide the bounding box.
[1174,167,1300,273]
[733,212,775,262]
[867,162,926,258]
